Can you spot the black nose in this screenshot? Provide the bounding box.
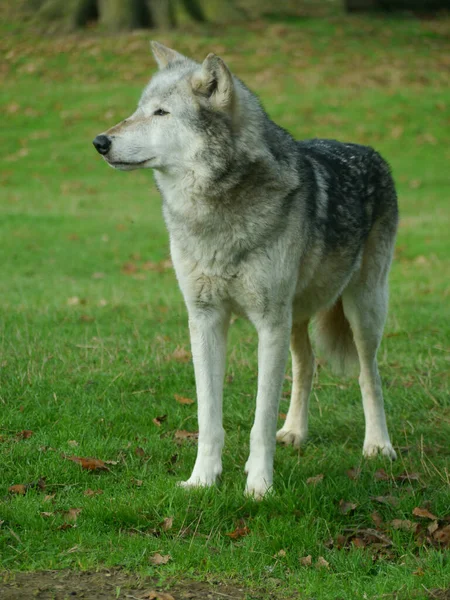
[93,135,111,155]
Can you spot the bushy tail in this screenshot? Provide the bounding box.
[312,298,359,376]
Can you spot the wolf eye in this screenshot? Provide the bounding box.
[153,109,168,116]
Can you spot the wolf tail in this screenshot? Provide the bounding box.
[312,298,359,376]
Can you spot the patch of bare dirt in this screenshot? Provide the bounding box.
[0,570,278,600]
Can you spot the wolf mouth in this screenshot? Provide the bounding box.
[108,159,154,166]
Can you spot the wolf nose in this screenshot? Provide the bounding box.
[93,135,111,155]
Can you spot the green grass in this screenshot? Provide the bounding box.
[1,13,450,600]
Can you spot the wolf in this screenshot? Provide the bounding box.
[93,42,398,499]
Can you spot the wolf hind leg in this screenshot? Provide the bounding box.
[276,320,314,447]
[342,278,396,460]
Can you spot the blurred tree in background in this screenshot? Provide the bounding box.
[9,0,450,30]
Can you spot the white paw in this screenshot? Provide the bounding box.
[363,440,397,460]
[244,475,273,501]
[178,473,218,489]
[178,460,222,489]
[276,427,307,448]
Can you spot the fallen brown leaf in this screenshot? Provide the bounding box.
[138,590,175,600]
[391,519,418,532]
[274,549,286,558]
[339,499,358,515]
[174,394,194,405]
[17,430,33,439]
[225,526,250,540]
[374,468,390,481]
[135,447,146,457]
[153,415,167,427]
[40,511,54,518]
[8,484,27,495]
[371,511,384,528]
[63,508,82,522]
[167,346,191,363]
[346,467,361,480]
[412,507,437,520]
[371,495,399,506]
[84,488,103,497]
[149,552,171,565]
[433,524,450,546]
[299,555,312,566]
[174,430,198,442]
[122,261,137,274]
[316,556,330,569]
[57,523,75,531]
[395,471,420,483]
[428,521,439,535]
[161,517,173,532]
[306,474,324,486]
[64,455,109,471]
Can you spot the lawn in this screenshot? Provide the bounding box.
[1,11,449,600]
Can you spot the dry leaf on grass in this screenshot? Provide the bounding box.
[225,526,250,540]
[8,477,46,495]
[167,346,191,363]
[316,556,330,569]
[346,467,361,480]
[274,549,286,558]
[412,507,437,520]
[17,430,33,439]
[84,488,103,497]
[174,430,198,442]
[8,484,27,495]
[153,415,167,427]
[427,521,439,535]
[139,590,175,600]
[161,517,173,532]
[174,394,194,405]
[371,511,384,528]
[62,508,82,522]
[63,455,110,471]
[339,500,358,515]
[433,524,450,546]
[306,474,324,486]
[374,468,390,481]
[149,552,171,565]
[374,469,420,483]
[135,447,146,457]
[391,519,418,532]
[299,555,312,566]
[371,495,399,506]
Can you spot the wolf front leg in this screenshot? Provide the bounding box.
[179,309,230,489]
[245,314,292,499]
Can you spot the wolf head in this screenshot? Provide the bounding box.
[93,42,240,174]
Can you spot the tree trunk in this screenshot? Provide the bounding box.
[98,0,152,30]
[149,0,177,28]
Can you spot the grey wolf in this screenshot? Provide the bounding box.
[93,42,398,499]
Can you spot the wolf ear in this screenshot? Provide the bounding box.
[150,41,185,69]
[191,53,234,110]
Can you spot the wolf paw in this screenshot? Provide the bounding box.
[178,474,218,489]
[244,476,273,501]
[276,427,307,448]
[363,441,397,460]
